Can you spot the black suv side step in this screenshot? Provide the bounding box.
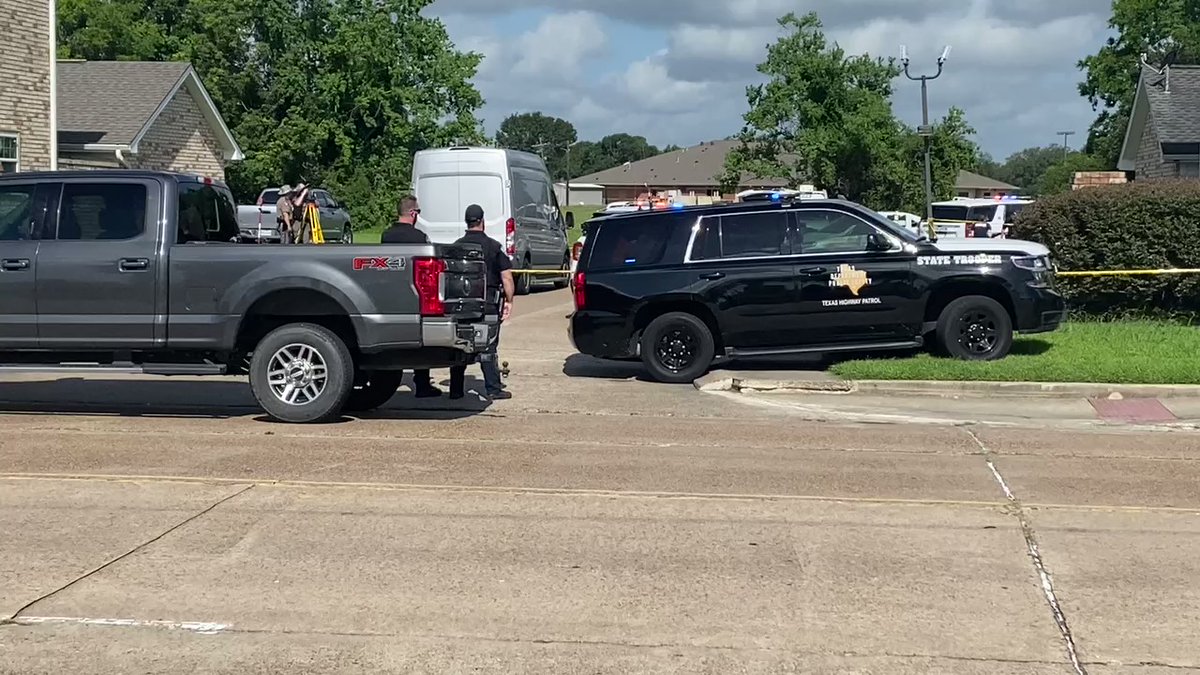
[725,339,922,358]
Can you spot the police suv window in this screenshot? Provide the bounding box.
[588,218,672,269]
[795,211,876,254]
[716,211,788,258]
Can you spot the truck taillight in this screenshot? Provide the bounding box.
[571,241,583,261]
[413,257,446,316]
[505,218,516,257]
[573,271,585,310]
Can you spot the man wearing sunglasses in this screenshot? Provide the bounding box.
[380,195,441,397]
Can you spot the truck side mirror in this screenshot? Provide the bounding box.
[866,232,894,252]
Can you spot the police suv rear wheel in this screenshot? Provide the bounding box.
[249,323,355,423]
[344,371,403,412]
[640,312,715,383]
[935,296,1013,361]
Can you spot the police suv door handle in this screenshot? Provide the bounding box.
[699,271,725,280]
[798,266,827,277]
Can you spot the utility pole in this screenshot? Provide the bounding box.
[1057,130,1075,158]
[901,45,950,237]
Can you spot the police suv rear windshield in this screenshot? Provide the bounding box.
[586,213,695,270]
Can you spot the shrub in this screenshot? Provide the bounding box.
[1011,180,1200,320]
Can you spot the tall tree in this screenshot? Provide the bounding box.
[495,112,577,178]
[58,0,486,228]
[722,11,978,212]
[994,146,1071,191]
[1079,0,1200,166]
[1036,152,1109,195]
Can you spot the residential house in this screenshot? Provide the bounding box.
[0,0,242,178]
[571,140,790,204]
[954,170,1020,198]
[573,140,1021,203]
[553,182,604,206]
[1118,64,1200,179]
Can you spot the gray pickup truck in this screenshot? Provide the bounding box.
[0,170,489,423]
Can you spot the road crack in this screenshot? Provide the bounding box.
[1,483,254,625]
[966,427,1087,675]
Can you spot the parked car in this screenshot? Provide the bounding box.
[0,170,490,423]
[412,147,571,294]
[929,196,1033,239]
[236,187,355,243]
[569,197,1064,383]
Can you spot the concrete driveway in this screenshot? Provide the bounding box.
[1,288,1197,673]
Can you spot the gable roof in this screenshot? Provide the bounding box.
[571,140,791,188]
[955,170,1017,191]
[57,60,243,160]
[1119,64,1200,170]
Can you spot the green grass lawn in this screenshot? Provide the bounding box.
[830,322,1200,385]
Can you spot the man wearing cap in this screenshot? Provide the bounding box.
[381,195,442,398]
[449,204,514,400]
[276,185,294,243]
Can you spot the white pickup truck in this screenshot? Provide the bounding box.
[236,187,355,243]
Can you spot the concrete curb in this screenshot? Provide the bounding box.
[696,376,1200,399]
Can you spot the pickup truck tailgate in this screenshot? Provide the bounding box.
[438,243,487,320]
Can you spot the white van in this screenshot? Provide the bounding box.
[412,147,570,294]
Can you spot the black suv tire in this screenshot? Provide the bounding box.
[249,322,355,423]
[935,295,1013,361]
[640,312,716,383]
[344,371,403,412]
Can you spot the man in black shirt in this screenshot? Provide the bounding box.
[449,203,514,400]
[382,195,440,397]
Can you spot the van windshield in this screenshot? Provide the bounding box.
[416,174,505,224]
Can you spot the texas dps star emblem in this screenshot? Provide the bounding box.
[829,264,870,295]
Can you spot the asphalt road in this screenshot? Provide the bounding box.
[2,287,1198,673]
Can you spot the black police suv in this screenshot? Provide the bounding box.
[568,198,1065,383]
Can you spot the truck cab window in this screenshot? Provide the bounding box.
[178,182,240,243]
[57,183,147,241]
[0,186,34,241]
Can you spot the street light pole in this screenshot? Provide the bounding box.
[901,45,950,234]
[1057,130,1075,158]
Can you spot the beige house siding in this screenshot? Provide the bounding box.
[133,87,227,179]
[0,0,53,171]
[1135,115,1175,179]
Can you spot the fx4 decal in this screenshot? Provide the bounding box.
[352,256,407,271]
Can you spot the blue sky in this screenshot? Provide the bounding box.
[427,0,1114,164]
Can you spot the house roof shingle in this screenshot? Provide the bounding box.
[571,140,790,188]
[955,169,1018,191]
[57,60,191,146]
[1142,64,1200,144]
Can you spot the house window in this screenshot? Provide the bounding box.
[0,134,17,173]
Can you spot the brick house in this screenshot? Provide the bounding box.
[1118,64,1200,179]
[0,0,242,177]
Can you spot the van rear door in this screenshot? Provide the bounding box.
[414,150,509,246]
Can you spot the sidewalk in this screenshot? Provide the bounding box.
[696,369,1200,429]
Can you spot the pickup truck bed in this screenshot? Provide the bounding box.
[0,170,488,423]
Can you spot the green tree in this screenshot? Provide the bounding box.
[993,146,1070,191]
[1078,0,1200,166]
[723,11,978,211]
[1036,152,1110,195]
[58,0,485,229]
[567,134,662,178]
[496,112,578,178]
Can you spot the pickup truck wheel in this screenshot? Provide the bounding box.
[515,255,532,296]
[935,295,1013,361]
[344,371,403,412]
[640,312,715,384]
[249,323,354,423]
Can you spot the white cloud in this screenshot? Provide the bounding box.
[428,0,1114,160]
